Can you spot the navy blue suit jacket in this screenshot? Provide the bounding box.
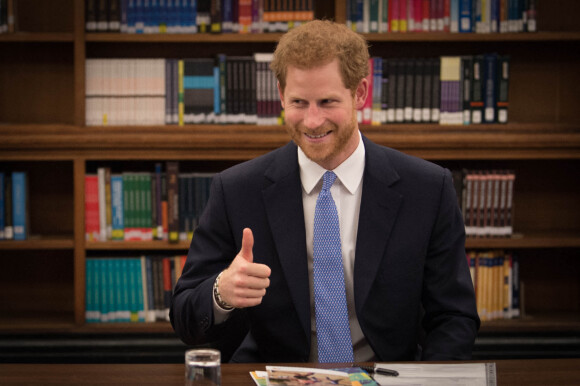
[170,135,480,362]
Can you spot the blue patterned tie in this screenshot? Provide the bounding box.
[313,171,354,363]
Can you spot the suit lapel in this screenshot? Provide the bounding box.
[354,137,403,315]
[262,143,311,339]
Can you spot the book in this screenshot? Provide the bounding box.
[166,161,179,243]
[183,58,216,123]
[111,174,125,240]
[412,58,424,122]
[439,56,462,125]
[461,55,473,124]
[483,53,498,123]
[459,0,472,32]
[11,171,27,240]
[371,56,383,125]
[470,54,485,124]
[496,55,510,123]
[403,58,415,122]
[85,174,100,241]
[0,172,4,240]
[265,366,352,386]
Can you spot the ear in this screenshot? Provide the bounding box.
[277,81,285,108]
[354,78,368,110]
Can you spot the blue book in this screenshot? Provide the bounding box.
[127,0,137,33]
[490,0,499,33]
[213,65,220,115]
[459,0,472,32]
[85,259,97,322]
[111,174,124,240]
[11,171,27,241]
[113,258,123,322]
[222,0,234,33]
[450,0,459,32]
[0,172,4,240]
[136,258,146,322]
[107,259,117,322]
[120,258,131,322]
[128,258,139,322]
[89,258,101,323]
[98,259,109,322]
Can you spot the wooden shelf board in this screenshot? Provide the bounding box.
[1,123,579,160]
[465,233,580,249]
[0,236,74,250]
[0,313,76,332]
[85,32,284,43]
[83,31,580,43]
[0,32,74,42]
[479,312,580,333]
[0,317,173,334]
[86,241,190,250]
[364,31,580,42]
[2,313,578,334]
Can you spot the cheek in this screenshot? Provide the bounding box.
[328,108,353,125]
[283,108,302,125]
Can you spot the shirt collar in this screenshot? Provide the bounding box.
[298,131,366,195]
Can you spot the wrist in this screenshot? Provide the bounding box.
[213,270,234,310]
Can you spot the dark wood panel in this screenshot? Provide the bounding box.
[0,45,74,124]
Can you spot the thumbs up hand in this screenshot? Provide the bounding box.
[216,228,271,309]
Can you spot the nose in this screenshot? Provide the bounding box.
[303,104,325,129]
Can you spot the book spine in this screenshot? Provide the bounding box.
[430,58,440,123]
[0,172,4,240]
[162,257,172,321]
[483,53,498,123]
[111,174,125,240]
[86,0,98,31]
[470,55,484,124]
[413,58,424,122]
[403,58,415,122]
[461,56,473,124]
[496,55,510,123]
[166,161,180,243]
[11,171,27,241]
[459,0,472,32]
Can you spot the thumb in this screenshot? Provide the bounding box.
[240,228,254,263]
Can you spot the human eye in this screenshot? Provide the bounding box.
[320,99,337,106]
[291,99,307,107]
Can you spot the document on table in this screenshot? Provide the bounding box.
[373,363,497,386]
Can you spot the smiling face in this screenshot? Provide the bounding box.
[279,59,368,170]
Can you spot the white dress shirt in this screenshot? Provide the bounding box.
[299,131,374,362]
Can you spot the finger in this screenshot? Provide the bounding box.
[240,228,254,263]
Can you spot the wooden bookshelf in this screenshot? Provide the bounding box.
[0,0,579,338]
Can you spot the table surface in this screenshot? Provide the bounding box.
[1,359,580,385]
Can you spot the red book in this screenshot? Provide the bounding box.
[422,0,431,31]
[413,0,423,32]
[443,0,451,32]
[390,0,400,32]
[85,174,100,242]
[399,0,408,32]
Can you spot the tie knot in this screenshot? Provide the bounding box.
[322,171,337,192]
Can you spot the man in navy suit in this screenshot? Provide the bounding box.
[171,20,479,363]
